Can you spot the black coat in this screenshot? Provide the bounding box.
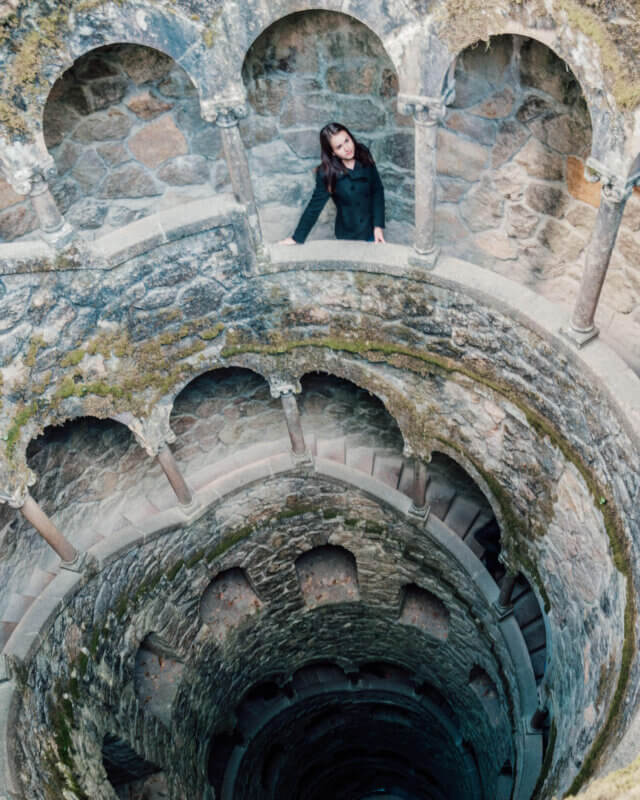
[292,161,385,243]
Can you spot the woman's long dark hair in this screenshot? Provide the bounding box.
[319,122,375,193]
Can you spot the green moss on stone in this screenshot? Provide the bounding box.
[6,400,38,460]
[134,572,162,602]
[567,585,636,793]
[60,349,85,367]
[186,549,205,568]
[46,680,90,800]
[556,0,640,110]
[199,323,225,340]
[114,592,128,620]
[165,559,185,581]
[205,526,255,562]
[25,335,46,368]
[365,520,385,534]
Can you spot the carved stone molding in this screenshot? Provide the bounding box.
[585,156,640,203]
[268,376,302,399]
[200,96,249,127]
[397,85,455,124]
[113,405,176,459]
[0,141,56,196]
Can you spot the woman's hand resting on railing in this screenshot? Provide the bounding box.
[279,237,297,245]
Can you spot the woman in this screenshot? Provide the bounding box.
[281,122,385,245]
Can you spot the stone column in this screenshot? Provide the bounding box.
[20,493,78,564]
[410,459,429,516]
[114,409,199,514]
[270,379,309,460]
[567,178,630,345]
[0,147,73,248]
[398,89,453,268]
[156,445,194,507]
[201,97,263,252]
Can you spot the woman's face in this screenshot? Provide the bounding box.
[329,130,355,162]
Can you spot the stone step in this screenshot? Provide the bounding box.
[465,512,494,560]
[0,592,35,624]
[521,617,546,653]
[371,453,404,487]
[425,479,457,520]
[0,622,17,652]
[23,568,57,598]
[316,437,346,464]
[188,438,291,490]
[511,578,530,605]
[443,495,483,539]
[513,591,542,629]
[345,446,375,475]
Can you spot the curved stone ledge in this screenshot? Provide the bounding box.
[0,195,248,276]
[267,241,640,439]
[0,448,542,800]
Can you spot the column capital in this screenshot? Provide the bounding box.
[269,377,302,399]
[200,96,249,127]
[397,86,454,124]
[0,483,29,510]
[113,406,175,458]
[0,140,56,196]
[0,457,36,509]
[585,156,638,203]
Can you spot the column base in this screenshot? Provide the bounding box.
[60,551,88,573]
[40,221,74,249]
[409,246,440,271]
[559,324,599,348]
[292,449,314,467]
[408,503,430,521]
[178,498,205,523]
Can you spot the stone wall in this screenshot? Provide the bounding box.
[0,178,36,243]
[36,44,229,240]
[10,477,515,800]
[0,231,638,796]
[240,10,411,240]
[436,35,640,353]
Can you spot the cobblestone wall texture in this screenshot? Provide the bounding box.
[11,478,514,800]
[39,44,227,240]
[0,237,636,795]
[440,35,640,329]
[1,2,640,797]
[240,10,410,235]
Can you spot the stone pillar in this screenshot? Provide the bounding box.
[398,89,453,268]
[114,408,200,515]
[567,180,630,345]
[270,378,309,460]
[156,445,194,507]
[0,146,73,248]
[281,392,306,456]
[20,493,78,564]
[410,459,429,516]
[200,97,263,252]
